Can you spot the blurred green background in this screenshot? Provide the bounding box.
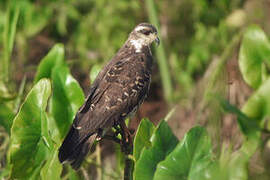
[1,0,270,179]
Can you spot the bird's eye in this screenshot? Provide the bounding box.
[140,29,151,35]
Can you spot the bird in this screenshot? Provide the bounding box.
[58,22,160,170]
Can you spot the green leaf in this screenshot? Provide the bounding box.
[9,79,51,179]
[40,100,62,180]
[0,102,15,133]
[34,44,65,83]
[242,77,270,125]
[40,149,62,180]
[51,65,84,139]
[134,120,178,180]
[67,166,81,180]
[153,126,213,180]
[203,139,258,180]
[225,139,258,180]
[133,118,155,161]
[239,25,270,89]
[224,152,249,180]
[218,98,260,138]
[89,64,102,83]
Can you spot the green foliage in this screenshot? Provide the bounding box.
[89,64,102,84]
[133,118,155,161]
[34,44,84,140]
[239,26,270,89]
[187,22,229,75]
[34,44,65,83]
[17,1,52,37]
[0,0,20,133]
[3,44,85,179]
[0,101,14,133]
[237,25,270,146]
[242,77,270,121]
[146,0,173,102]
[9,79,52,179]
[134,120,178,180]
[133,117,261,180]
[219,98,260,139]
[40,150,62,180]
[153,126,212,180]
[1,1,19,82]
[51,64,84,139]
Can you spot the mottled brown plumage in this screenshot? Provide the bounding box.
[58,23,159,169]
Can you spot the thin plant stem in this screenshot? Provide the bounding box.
[96,144,102,180]
[2,2,20,83]
[146,0,173,102]
[123,146,134,180]
[14,75,26,112]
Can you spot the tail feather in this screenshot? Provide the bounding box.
[58,126,97,170]
[70,134,97,169]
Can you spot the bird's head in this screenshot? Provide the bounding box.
[128,23,160,52]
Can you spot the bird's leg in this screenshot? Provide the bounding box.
[104,121,133,154]
[96,128,121,144]
[119,120,133,158]
[96,128,103,141]
[119,120,132,145]
[102,134,121,144]
[113,125,122,136]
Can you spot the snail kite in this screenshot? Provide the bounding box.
[58,23,160,169]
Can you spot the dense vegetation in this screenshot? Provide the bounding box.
[1,0,270,179]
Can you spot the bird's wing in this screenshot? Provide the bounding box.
[73,53,151,141]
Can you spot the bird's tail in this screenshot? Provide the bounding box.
[58,126,97,170]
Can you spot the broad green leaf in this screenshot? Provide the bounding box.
[242,77,270,125]
[239,25,270,89]
[51,65,84,139]
[134,120,178,180]
[40,149,62,180]
[133,118,155,161]
[34,44,64,83]
[9,79,51,179]
[40,100,62,180]
[153,126,213,180]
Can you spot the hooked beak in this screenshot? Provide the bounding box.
[155,37,160,46]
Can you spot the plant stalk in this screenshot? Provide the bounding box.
[2,2,20,83]
[146,0,173,102]
[124,146,134,180]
